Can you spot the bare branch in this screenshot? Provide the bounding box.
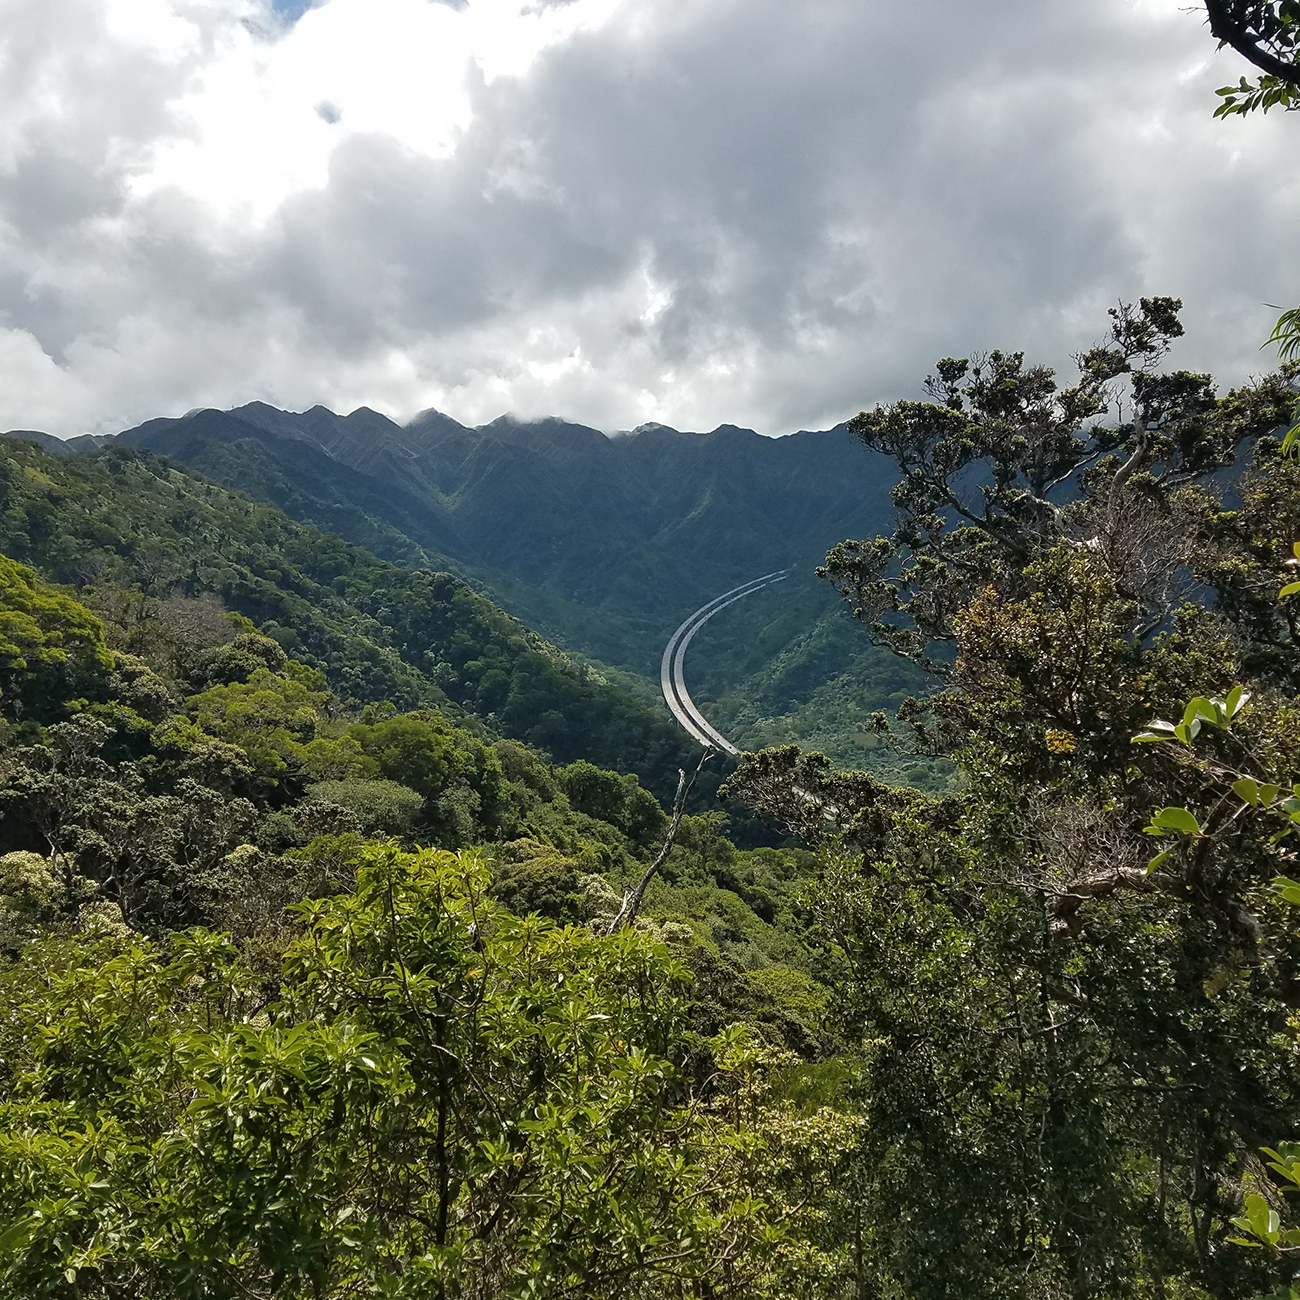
[606,748,713,933]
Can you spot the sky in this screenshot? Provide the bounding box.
[0,0,1296,438]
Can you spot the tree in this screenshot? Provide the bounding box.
[0,555,113,722]
[0,842,793,1299]
[820,300,1294,681]
[728,557,1300,1296]
[1205,1,1300,117]
[1198,2,1300,364]
[718,304,1300,1296]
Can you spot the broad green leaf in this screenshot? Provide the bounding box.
[1236,778,1283,809]
[1243,1192,1281,1244]
[1281,582,1300,598]
[1226,1231,1262,1248]
[1146,806,1201,836]
[1233,778,1261,806]
[1145,847,1174,875]
[1183,697,1218,728]
[1132,723,1177,743]
[1273,876,1300,906]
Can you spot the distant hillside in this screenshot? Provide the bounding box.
[106,403,893,665]
[8,404,937,775]
[0,435,706,803]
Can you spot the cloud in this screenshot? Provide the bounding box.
[0,0,1294,437]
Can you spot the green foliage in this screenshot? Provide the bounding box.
[0,556,113,722]
[1207,2,1300,117]
[190,630,290,687]
[1267,309,1300,368]
[56,296,1300,1294]
[558,760,667,848]
[1215,71,1300,115]
[712,308,1300,1294]
[688,572,953,788]
[488,838,586,924]
[93,404,901,762]
[305,778,425,835]
[0,511,825,1074]
[0,843,793,1298]
[822,300,1295,680]
[0,437,702,800]
[346,712,459,798]
[185,664,331,793]
[0,851,74,951]
[0,418,873,1296]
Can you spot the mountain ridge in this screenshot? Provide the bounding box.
[8,403,898,657]
[5,403,921,773]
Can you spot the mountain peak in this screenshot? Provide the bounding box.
[344,406,399,424]
[406,407,470,437]
[622,422,686,438]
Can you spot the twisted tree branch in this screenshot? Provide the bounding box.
[1205,0,1300,88]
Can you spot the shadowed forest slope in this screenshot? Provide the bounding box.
[11,403,930,771]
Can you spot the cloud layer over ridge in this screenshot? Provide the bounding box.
[0,0,1295,437]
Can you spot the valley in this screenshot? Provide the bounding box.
[12,401,935,777]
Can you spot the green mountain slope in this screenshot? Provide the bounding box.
[19,402,931,772]
[0,436,705,802]
[109,403,896,668]
[684,572,953,786]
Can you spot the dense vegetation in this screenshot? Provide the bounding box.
[10,14,1300,1277]
[0,517,846,1295]
[0,436,705,804]
[10,284,1300,1296]
[12,401,917,770]
[685,573,951,788]
[725,297,1300,1297]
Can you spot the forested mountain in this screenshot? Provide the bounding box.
[10,1,1300,1293]
[7,402,925,772]
[112,401,894,673]
[0,427,852,1295]
[0,435,704,802]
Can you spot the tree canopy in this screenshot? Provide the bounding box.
[722,301,1300,1297]
[0,843,817,1299]
[0,556,113,722]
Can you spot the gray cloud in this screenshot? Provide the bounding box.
[0,0,1293,437]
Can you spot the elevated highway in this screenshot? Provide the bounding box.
[659,571,788,755]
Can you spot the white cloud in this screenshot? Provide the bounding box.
[0,0,1295,437]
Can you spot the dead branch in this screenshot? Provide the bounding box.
[606,748,713,934]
